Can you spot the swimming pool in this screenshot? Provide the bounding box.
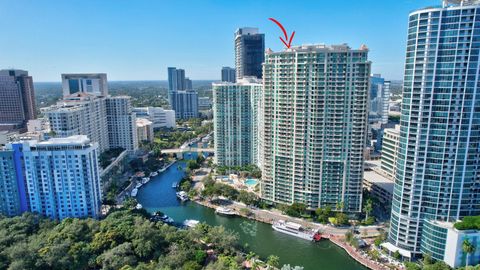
[244,179,258,186]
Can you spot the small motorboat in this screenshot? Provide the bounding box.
[183,219,200,228]
[215,206,237,216]
[130,188,138,197]
[176,191,189,202]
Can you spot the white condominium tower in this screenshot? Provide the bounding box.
[212,77,262,167]
[261,44,370,212]
[386,0,480,261]
[105,96,138,153]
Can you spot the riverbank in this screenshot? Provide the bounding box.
[192,197,392,270]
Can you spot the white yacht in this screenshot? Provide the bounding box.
[150,172,158,177]
[141,177,150,184]
[183,219,200,228]
[215,206,237,216]
[272,220,321,241]
[176,191,189,202]
[135,182,143,189]
[130,188,138,197]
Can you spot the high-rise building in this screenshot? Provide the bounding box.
[133,107,176,129]
[213,77,262,167]
[173,90,199,119]
[385,1,480,263]
[369,74,391,124]
[185,78,193,90]
[0,149,26,216]
[44,94,110,152]
[105,96,138,153]
[2,135,103,220]
[235,27,265,79]
[221,67,236,82]
[62,73,108,97]
[0,69,36,132]
[261,44,370,212]
[380,125,400,179]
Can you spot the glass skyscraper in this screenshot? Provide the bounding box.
[235,27,265,79]
[386,0,480,260]
[261,44,370,212]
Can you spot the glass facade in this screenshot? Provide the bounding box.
[388,3,480,258]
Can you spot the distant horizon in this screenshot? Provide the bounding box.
[1,0,438,81]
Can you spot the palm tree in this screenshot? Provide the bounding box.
[363,199,373,221]
[463,237,476,268]
[266,255,280,269]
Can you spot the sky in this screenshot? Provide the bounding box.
[0,0,440,82]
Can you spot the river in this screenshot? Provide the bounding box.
[136,156,367,270]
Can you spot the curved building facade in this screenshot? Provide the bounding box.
[388,1,480,259]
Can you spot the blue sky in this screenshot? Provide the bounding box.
[0,0,439,82]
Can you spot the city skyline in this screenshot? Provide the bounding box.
[1,0,438,82]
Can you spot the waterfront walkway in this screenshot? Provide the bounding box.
[329,236,392,270]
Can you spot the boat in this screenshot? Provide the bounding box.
[183,219,200,228]
[215,206,237,216]
[150,172,158,177]
[141,177,150,184]
[135,182,143,189]
[130,188,138,197]
[160,215,174,223]
[172,182,178,188]
[176,191,189,202]
[272,220,322,241]
[135,203,143,210]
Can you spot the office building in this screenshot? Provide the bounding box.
[2,135,102,220]
[173,90,199,119]
[261,44,370,212]
[369,74,391,124]
[221,67,236,82]
[185,78,193,90]
[62,73,108,97]
[105,96,138,153]
[385,0,480,261]
[213,77,262,167]
[0,69,36,132]
[380,125,400,179]
[235,27,265,79]
[133,107,176,129]
[136,118,154,143]
[168,67,186,104]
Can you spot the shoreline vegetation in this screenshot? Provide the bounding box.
[0,208,303,270]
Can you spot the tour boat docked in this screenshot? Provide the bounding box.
[215,207,237,216]
[176,191,189,202]
[130,188,138,197]
[272,220,322,241]
[183,219,200,228]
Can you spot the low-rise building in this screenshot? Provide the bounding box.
[133,107,176,129]
[363,161,395,209]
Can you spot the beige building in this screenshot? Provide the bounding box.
[136,118,154,144]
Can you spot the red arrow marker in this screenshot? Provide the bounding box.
[269,18,295,48]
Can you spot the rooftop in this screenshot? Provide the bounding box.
[266,43,368,55]
[212,76,262,86]
[363,168,395,194]
[35,135,91,146]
